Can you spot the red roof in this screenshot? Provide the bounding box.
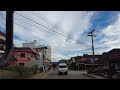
[13,47,38,54]
[80,58,90,62]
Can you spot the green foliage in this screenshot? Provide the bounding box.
[2,65,30,77]
[31,65,38,74]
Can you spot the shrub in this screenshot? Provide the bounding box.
[31,65,38,74]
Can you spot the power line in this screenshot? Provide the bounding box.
[14,23,54,43]
[32,11,86,44]
[15,12,91,47]
[14,23,89,52]
[14,14,69,41]
[14,17,67,41]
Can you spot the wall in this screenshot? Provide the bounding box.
[25,59,43,68]
[22,40,36,48]
[11,51,36,66]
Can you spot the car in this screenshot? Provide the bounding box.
[58,63,68,75]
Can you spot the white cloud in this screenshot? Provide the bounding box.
[12,11,95,62]
[96,13,120,53]
[2,11,120,62]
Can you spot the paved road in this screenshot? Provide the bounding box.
[43,70,94,79]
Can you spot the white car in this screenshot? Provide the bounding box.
[58,63,68,75]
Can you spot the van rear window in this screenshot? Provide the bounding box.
[59,66,67,68]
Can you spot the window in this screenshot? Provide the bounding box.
[20,53,25,57]
[59,66,67,68]
[31,54,34,57]
[19,63,24,66]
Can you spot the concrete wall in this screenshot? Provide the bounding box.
[25,59,43,68]
[11,52,36,66]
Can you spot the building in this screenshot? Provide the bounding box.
[9,47,39,67]
[22,40,37,48]
[70,56,82,63]
[0,31,6,59]
[35,46,51,71]
[22,40,51,71]
[70,54,102,70]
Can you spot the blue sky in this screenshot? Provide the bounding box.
[0,11,120,61]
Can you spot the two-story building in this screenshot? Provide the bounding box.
[22,40,51,71]
[9,47,39,67]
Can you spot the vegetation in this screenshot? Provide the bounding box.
[31,64,38,74]
[2,65,31,77]
[1,65,39,79]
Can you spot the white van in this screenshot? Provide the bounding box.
[58,63,68,75]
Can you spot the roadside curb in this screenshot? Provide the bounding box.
[83,73,107,79]
[95,73,108,78]
[83,74,96,79]
[29,70,53,79]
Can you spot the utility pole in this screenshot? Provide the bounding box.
[0,11,14,68]
[88,29,96,66]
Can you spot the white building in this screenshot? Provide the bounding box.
[22,40,37,48]
[22,40,51,71]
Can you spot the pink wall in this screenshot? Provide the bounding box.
[9,51,36,66]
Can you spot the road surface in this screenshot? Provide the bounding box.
[42,70,94,79]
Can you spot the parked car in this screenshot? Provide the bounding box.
[58,63,68,75]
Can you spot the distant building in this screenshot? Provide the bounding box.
[82,54,102,64]
[22,40,37,48]
[101,49,120,62]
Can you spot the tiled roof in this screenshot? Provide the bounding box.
[13,47,38,54]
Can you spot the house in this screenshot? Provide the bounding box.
[70,54,102,70]
[9,47,39,67]
[70,56,82,63]
[22,40,51,71]
[101,49,120,70]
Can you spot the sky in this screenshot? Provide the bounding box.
[0,11,120,62]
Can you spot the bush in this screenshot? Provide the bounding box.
[31,65,38,74]
[5,65,30,77]
[14,65,30,77]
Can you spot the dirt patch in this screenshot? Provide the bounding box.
[0,70,19,79]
